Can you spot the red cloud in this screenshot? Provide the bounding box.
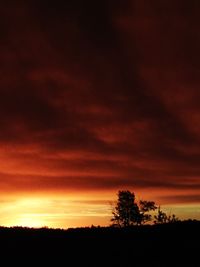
[0,1,199,209]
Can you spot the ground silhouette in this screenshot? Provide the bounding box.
[0,220,199,266]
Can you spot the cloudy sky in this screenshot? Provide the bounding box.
[0,1,200,228]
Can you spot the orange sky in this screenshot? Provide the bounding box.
[0,1,200,228]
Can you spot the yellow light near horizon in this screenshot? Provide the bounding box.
[1,198,53,228]
[0,195,112,229]
[13,214,47,228]
[1,193,199,229]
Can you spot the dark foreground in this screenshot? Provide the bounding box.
[0,220,199,266]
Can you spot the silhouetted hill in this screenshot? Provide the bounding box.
[0,220,199,266]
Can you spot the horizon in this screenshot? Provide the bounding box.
[0,192,199,229]
[0,218,200,231]
[0,1,200,228]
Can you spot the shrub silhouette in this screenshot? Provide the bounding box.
[154,206,168,224]
[154,206,179,224]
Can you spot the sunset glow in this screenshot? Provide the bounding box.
[0,194,112,228]
[0,1,200,228]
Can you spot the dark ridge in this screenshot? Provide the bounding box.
[0,220,199,266]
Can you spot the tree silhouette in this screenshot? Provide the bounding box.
[111,190,157,226]
[138,200,157,224]
[111,190,140,227]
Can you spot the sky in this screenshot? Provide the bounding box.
[0,1,200,228]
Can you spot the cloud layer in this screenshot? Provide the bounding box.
[0,1,200,205]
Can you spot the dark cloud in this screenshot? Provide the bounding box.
[0,1,200,206]
[160,194,200,204]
